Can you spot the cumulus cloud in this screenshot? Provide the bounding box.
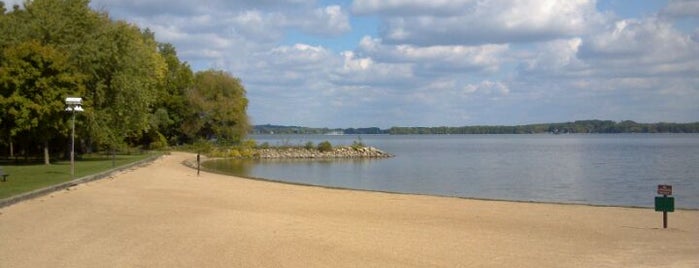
[357,36,507,74]
[661,0,699,18]
[332,51,414,86]
[578,17,699,77]
[355,0,606,46]
[463,81,510,96]
[298,5,351,36]
[8,0,695,126]
[352,0,474,16]
[522,38,585,75]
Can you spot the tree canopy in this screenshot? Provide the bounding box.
[0,0,250,163]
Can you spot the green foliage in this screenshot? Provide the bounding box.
[145,131,168,150]
[153,42,195,144]
[0,1,250,160]
[0,39,85,164]
[185,70,250,143]
[351,136,365,150]
[317,141,332,152]
[258,142,270,149]
[192,140,214,154]
[304,141,315,150]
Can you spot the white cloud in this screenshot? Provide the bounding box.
[661,0,699,18]
[8,0,692,126]
[355,0,606,46]
[357,36,507,74]
[463,81,510,96]
[522,38,585,75]
[300,5,351,36]
[352,0,475,16]
[332,51,414,86]
[578,17,699,77]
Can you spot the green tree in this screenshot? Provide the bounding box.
[185,70,250,144]
[0,40,85,164]
[80,22,166,152]
[0,0,251,160]
[151,42,195,145]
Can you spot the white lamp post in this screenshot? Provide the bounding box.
[65,97,83,177]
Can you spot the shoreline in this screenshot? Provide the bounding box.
[2,152,697,267]
[192,157,698,211]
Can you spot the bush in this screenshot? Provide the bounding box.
[304,141,315,150]
[241,139,257,149]
[317,141,332,152]
[193,140,214,154]
[150,132,169,150]
[351,136,365,150]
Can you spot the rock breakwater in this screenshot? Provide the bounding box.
[254,146,393,159]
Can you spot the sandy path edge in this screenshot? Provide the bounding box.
[1,152,697,267]
[0,154,162,208]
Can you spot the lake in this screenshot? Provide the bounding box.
[203,134,699,209]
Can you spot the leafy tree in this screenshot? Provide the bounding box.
[0,40,84,164]
[185,70,250,144]
[0,0,252,161]
[151,42,195,145]
[80,22,166,152]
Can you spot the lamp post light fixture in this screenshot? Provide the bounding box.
[65,97,84,177]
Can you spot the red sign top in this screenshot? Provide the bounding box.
[657,184,672,195]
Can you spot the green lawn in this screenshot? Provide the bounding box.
[0,153,159,200]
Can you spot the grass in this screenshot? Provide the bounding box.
[0,152,159,200]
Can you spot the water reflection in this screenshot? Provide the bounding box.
[203,134,699,208]
[202,158,255,177]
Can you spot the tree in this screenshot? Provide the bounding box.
[150,42,195,145]
[0,0,251,161]
[0,40,84,164]
[80,22,166,152]
[185,70,250,144]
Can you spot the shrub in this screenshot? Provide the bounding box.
[351,136,365,150]
[193,140,214,154]
[317,141,332,152]
[304,141,315,150]
[241,139,257,149]
[150,132,169,150]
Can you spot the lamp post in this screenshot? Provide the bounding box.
[65,97,83,177]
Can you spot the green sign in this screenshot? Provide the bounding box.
[655,196,675,212]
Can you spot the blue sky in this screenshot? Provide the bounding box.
[9,0,698,128]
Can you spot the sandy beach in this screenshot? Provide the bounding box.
[1,152,697,267]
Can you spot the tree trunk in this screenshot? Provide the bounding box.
[44,140,50,165]
[9,139,13,158]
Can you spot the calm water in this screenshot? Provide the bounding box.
[204,134,699,209]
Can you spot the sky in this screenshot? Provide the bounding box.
[8,0,699,128]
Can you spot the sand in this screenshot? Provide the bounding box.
[0,152,697,267]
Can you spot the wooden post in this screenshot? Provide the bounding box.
[663,194,668,229]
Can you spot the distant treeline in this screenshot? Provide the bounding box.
[253,120,699,135]
[389,120,699,134]
[252,125,385,135]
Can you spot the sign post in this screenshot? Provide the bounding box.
[654,184,674,229]
[197,153,201,176]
